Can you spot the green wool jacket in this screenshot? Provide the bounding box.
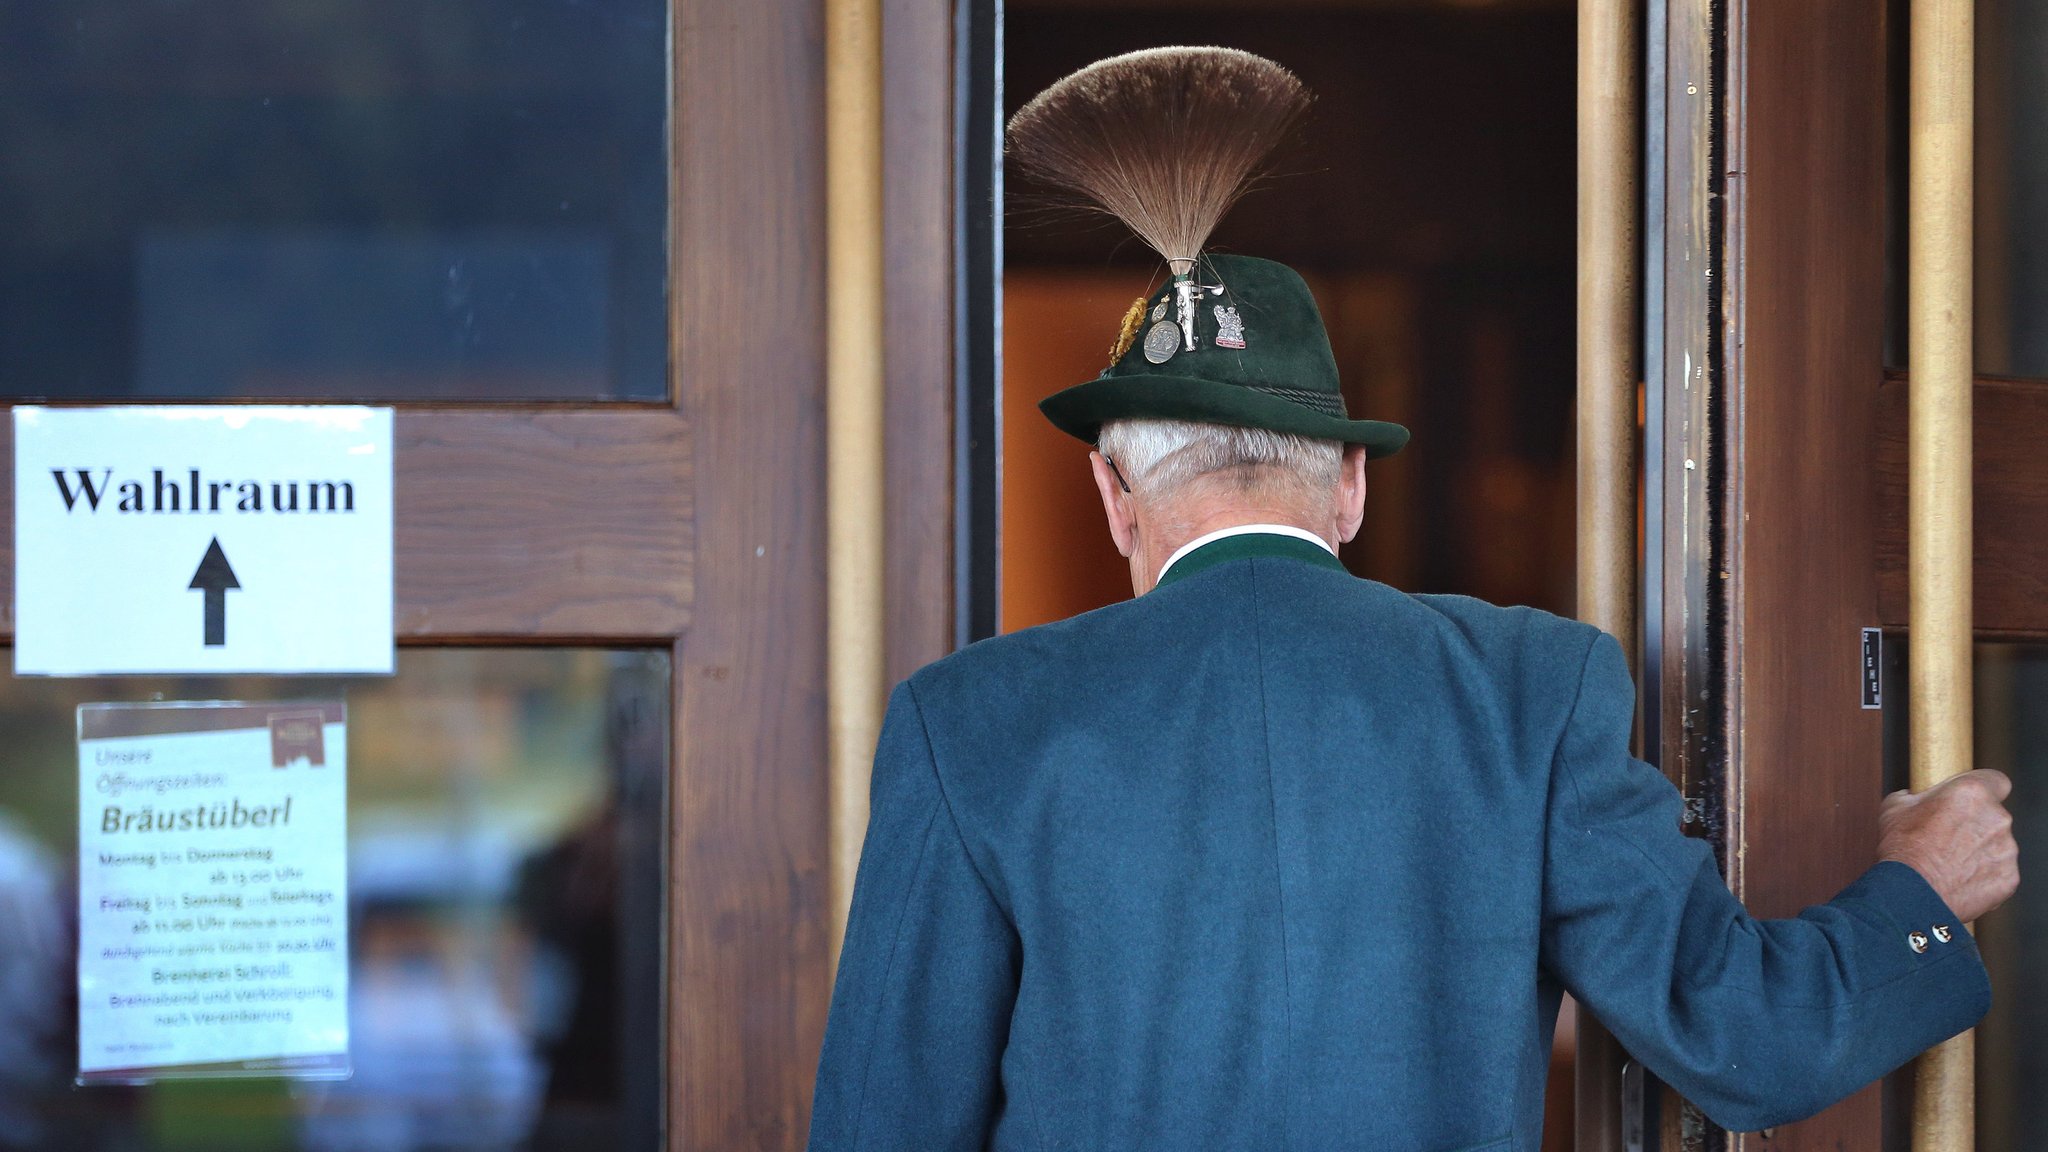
[809,534,1989,1151]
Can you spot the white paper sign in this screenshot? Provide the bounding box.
[14,406,394,675]
[77,702,350,1081]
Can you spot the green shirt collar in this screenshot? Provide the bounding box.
[1155,528,1347,589]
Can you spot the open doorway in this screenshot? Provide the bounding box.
[998,0,1578,634]
[987,2,1578,1144]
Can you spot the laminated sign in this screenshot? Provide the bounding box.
[13,406,393,675]
[77,702,350,1082]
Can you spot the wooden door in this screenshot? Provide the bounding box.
[1649,0,2048,1149]
[0,0,958,1146]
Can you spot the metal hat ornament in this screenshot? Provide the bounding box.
[1007,47,1411,457]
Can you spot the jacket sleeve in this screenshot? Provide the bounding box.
[1541,632,1991,1133]
[808,681,1020,1152]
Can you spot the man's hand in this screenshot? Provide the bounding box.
[1879,769,2020,924]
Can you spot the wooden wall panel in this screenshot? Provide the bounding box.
[0,409,694,642]
[1725,0,1890,1148]
[1875,374,2048,638]
[669,0,831,1147]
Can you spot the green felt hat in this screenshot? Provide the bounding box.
[1037,254,1411,457]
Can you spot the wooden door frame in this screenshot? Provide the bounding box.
[882,0,960,684]
[672,0,954,1144]
[669,0,825,1143]
[672,0,956,1143]
[1650,0,1891,1148]
[1715,8,1891,1152]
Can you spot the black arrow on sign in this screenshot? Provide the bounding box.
[188,538,241,647]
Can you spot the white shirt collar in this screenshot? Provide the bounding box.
[1156,523,1337,584]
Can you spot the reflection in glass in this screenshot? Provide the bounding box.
[1965,0,2048,375]
[0,649,666,1151]
[1972,645,2047,1152]
[1880,642,2047,1152]
[0,3,668,400]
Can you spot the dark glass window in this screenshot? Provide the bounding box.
[1977,0,2048,377]
[1881,642,2048,1152]
[0,649,667,1150]
[1886,0,2048,377]
[0,2,668,400]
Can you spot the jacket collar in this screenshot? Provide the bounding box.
[1154,526,1346,589]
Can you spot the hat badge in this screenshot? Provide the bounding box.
[1214,304,1246,349]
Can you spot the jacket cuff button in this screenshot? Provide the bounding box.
[1932,924,1953,944]
[1908,931,1930,954]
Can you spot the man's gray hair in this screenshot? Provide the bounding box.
[1097,418,1342,500]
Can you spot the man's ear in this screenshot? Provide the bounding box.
[1335,444,1370,543]
[1089,451,1138,557]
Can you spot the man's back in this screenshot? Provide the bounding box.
[809,544,1989,1151]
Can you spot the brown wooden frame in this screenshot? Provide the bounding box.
[0,410,695,641]
[882,0,959,685]
[1654,0,1893,1148]
[668,0,830,1142]
[669,0,953,1143]
[1718,8,1891,1152]
[1875,373,2048,640]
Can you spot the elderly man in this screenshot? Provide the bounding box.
[807,49,2017,1151]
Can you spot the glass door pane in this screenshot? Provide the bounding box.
[1880,641,2047,1152]
[0,3,669,401]
[1971,644,2047,1152]
[0,648,667,1151]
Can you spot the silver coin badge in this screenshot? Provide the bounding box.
[1213,305,1247,350]
[1151,300,1168,323]
[1142,320,1181,364]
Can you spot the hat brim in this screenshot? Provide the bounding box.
[1039,374,1411,458]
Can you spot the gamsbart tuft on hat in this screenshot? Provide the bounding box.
[1007,47,1410,458]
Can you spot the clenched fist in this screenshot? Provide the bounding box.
[1879,769,2020,924]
